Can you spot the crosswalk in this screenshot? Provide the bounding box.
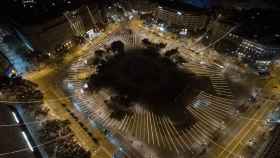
[65,29,235,155]
[183,61,233,99]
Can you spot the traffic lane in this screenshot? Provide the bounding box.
[31,77,113,153]
[26,63,114,155]
[209,99,272,157]
[225,100,276,158]
[218,100,274,158]
[0,106,36,158]
[27,70,116,158]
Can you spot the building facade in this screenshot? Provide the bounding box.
[20,15,74,54]
[22,0,37,8]
[19,4,101,55]
[210,21,280,64]
[154,7,209,32]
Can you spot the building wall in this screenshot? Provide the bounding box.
[155,7,209,31]
[236,39,280,60]
[20,4,101,54]
[210,21,280,61]
[21,16,74,53]
[78,5,96,32]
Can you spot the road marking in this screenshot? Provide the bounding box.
[218,100,272,158]
[224,101,273,158]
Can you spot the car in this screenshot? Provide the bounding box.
[265,118,271,125]
[247,138,257,146]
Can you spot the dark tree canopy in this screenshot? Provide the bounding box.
[111,40,125,53]
[142,38,167,50]
[88,40,213,129]
[165,48,179,57]
[39,119,91,158]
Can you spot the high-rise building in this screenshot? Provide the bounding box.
[22,0,36,8]
[17,5,98,55]
[20,15,74,54]
[154,7,209,32]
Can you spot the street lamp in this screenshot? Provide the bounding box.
[159,27,165,32]
[83,83,88,89]
[12,112,20,124]
[22,131,34,152]
[80,88,84,94]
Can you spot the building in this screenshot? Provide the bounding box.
[22,0,37,8]
[236,39,280,61]
[20,15,74,55]
[64,10,86,36]
[122,0,156,13]
[154,6,209,32]
[208,19,280,66]
[18,4,100,55]
[0,52,15,77]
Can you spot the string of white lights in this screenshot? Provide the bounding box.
[0,94,75,104]
[0,118,48,127]
[0,134,71,157]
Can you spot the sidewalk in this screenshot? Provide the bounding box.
[24,23,128,158]
[35,81,101,157]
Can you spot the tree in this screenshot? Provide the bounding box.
[165,48,179,57]
[142,38,152,46]
[39,119,91,158]
[142,38,166,50]
[105,95,131,120]
[111,41,125,53]
[0,76,45,117]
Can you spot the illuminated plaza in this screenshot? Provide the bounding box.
[0,0,280,158]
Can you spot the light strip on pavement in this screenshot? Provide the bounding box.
[21,131,34,152]
[12,112,20,124]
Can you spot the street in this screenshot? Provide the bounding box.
[24,29,119,158]
[22,19,280,158]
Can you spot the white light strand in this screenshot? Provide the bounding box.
[0,134,71,157]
